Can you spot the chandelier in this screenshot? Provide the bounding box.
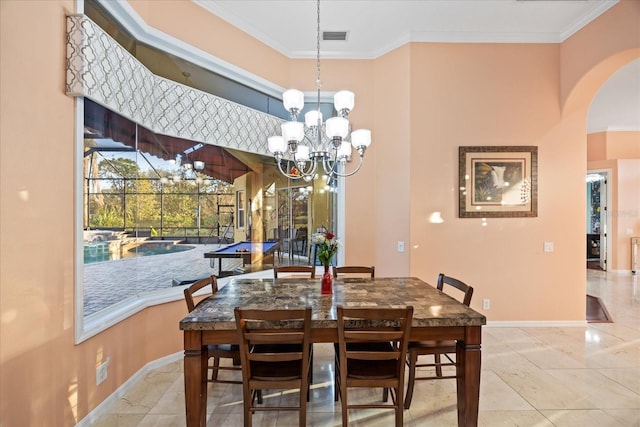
[267,0,371,181]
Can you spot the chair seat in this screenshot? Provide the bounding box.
[252,360,303,381]
[408,340,456,354]
[207,343,239,353]
[347,358,397,379]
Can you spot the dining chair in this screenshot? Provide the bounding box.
[183,276,242,385]
[273,265,316,279]
[403,273,474,409]
[332,265,375,278]
[234,306,313,427]
[335,305,413,427]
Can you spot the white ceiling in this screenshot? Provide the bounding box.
[194,0,639,133]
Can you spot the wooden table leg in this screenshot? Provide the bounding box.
[456,326,482,427]
[184,331,207,427]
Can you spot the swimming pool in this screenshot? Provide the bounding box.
[84,241,195,264]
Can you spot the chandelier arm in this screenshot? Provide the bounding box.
[275,158,304,180]
[329,155,365,178]
[292,152,318,178]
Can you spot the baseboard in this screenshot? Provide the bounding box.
[75,351,183,427]
[486,320,588,328]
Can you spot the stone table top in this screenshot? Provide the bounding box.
[180,277,486,331]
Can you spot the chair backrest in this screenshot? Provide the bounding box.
[332,266,375,279]
[183,275,218,312]
[436,273,474,306]
[337,305,413,371]
[294,227,308,240]
[274,265,316,279]
[234,306,312,378]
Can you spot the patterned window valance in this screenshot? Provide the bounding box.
[66,14,281,157]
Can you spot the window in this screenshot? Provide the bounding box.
[75,0,341,342]
[237,191,246,229]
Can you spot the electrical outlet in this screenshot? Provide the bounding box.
[96,359,109,385]
[482,299,490,310]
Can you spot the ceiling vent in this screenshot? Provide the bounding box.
[323,31,348,41]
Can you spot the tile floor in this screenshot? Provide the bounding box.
[90,269,640,426]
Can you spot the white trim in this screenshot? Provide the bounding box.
[75,352,183,427]
[74,97,85,344]
[559,0,619,42]
[486,320,588,328]
[337,176,346,266]
[97,0,285,99]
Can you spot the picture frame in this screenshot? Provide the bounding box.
[459,146,538,218]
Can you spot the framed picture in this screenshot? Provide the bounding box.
[459,146,538,218]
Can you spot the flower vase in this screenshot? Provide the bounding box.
[321,265,333,294]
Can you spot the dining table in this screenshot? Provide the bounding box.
[179,276,486,427]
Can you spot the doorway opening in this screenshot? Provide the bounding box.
[586,171,608,271]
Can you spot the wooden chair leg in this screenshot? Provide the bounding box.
[340,382,348,427]
[395,386,403,427]
[210,357,220,381]
[383,387,389,402]
[404,350,417,409]
[435,353,443,377]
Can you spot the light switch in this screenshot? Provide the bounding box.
[543,242,554,252]
[397,241,405,252]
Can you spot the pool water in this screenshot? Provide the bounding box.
[84,242,195,264]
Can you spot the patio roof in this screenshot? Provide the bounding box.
[84,98,251,183]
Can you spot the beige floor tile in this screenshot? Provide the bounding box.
[478,410,554,427]
[479,371,535,411]
[90,414,146,427]
[597,368,640,395]
[541,409,630,427]
[603,408,640,427]
[137,414,187,427]
[544,369,640,409]
[481,342,541,373]
[495,370,593,409]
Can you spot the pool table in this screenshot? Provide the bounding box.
[204,241,280,276]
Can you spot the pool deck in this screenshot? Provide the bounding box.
[84,244,236,316]
[83,243,307,316]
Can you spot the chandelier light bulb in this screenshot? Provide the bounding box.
[305,110,323,128]
[325,117,349,139]
[193,160,205,170]
[282,121,304,143]
[268,135,286,154]
[296,144,311,161]
[283,89,304,112]
[337,140,352,159]
[334,90,355,113]
[350,129,371,148]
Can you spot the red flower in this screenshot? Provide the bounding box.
[325,232,335,240]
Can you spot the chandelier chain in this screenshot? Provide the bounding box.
[316,0,321,110]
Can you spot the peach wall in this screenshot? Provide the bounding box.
[589,157,640,271]
[587,131,608,161]
[128,0,291,88]
[1,1,638,425]
[370,46,412,275]
[561,0,640,112]
[407,42,588,320]
[588,131,640,271]
[606,131,640,159]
